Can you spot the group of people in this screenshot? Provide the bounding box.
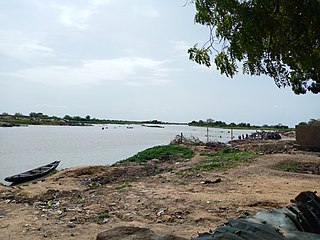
[238,134,249,140]
[238,131,281,140]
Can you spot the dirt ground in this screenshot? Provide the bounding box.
[1,140,320,240]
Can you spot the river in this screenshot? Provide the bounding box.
[0,124,255,184]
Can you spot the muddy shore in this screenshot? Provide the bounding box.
[1,140,319,239]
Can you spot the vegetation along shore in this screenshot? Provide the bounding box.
[0,112,294,131]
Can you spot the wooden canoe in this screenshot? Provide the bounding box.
[4,160,60,183]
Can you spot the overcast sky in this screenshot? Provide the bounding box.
[0,0,319,127]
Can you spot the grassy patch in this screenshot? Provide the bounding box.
[275,161,298,172]
[91,211,110,223]
[194,148,259,171]
[121,144,193,163]
[88,183,99,190]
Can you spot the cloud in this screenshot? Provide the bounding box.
[54,0,112,30]
[132,6,160,18]
[57,6,94,30]
[93,0,112,5]
[35,104,67,109]
[171,40,191,58]
[171,40,190,52]
[0,31,55,62]
[3,57,172,87]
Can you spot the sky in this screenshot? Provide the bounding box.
[0,0,319,127]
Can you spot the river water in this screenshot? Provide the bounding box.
[0,124,255,183]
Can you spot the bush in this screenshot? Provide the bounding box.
[122,145,193,163]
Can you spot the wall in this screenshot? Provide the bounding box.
[295,125,320,151]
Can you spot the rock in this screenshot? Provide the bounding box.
[67,222,76,228]
[201,178,222,184]
[0,210,6,217]
[96,226,187,240]
[156,208,166,216]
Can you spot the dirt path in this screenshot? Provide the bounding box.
[1,142,319,239]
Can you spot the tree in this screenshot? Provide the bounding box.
[229,122,236,127]
[188,0,320,94]
[29,112,37,118]
[73,116,82,121]
[308,118,320,125]
[207,118,214,123]
[63,115,72,120]
[29,112,48,118]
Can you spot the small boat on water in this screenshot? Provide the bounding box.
[4,160,60,183]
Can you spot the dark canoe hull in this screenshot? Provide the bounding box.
[4,161,60,183]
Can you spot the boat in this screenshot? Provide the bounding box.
[4,160,60,183]
[141,124,164,128]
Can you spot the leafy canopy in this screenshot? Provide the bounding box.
[188,0,320,94]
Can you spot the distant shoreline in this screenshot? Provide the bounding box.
[0,112,294,131]
[0,113,186,128]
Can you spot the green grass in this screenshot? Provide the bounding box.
[88,183,99,190]
[193,148,259,171]
[275,161,298,172]
[121,144,193,163]
[91,211,110,223]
